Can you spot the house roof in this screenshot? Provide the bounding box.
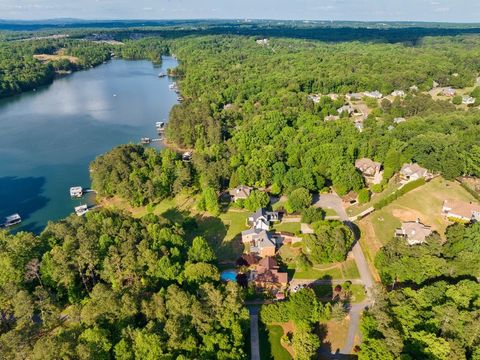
[355,158,381,175]
[237,253,259,267]
[229,185,252,199]
[397,221,432,244]
[342,191,358,203]
[443,200,480,219]
[258,256,278,271]
[400,163,428,178]
[255,270,288,285]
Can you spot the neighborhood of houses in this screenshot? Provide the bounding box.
[225,156,480,299]
[306,77,479,133]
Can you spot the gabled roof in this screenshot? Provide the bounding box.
[400,163,428,178]
[229,185,252,199]
[443,200,480,220]
[258,256,278,271]
[355,158,381,175]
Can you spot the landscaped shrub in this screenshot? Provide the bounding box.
[358,189,371,204]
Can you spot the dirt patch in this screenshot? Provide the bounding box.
[34,53,79,64]
[391,207,426,222]
[320,319,350,356]
[99,196,146,217]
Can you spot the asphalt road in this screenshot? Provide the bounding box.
[249,306,261,360]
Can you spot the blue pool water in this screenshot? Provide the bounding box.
[220,270,237,282]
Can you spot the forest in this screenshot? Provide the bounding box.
[0,210,249,359]
[0,38,111,98]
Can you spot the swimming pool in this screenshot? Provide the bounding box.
[220,269,237,282]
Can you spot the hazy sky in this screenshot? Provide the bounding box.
[1,0,480,22]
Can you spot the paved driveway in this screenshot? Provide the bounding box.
[248,306,260,360]
[313,192,376,355]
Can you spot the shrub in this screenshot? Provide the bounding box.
[452,95,462,105]
[301,206,325,224]
[358,189,370,204]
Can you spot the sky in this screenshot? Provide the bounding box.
[1,0,480,23]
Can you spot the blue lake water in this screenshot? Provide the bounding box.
[0,58,178,233]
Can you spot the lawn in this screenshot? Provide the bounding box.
[259,324,292,360]
[347,178,401,217]
[290,266,343,280]
[358,177,478,275]
[319,319,350,356]
[272,222,301,234]
[312,284,366,303]
[341,259,361,279]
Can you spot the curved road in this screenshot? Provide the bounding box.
[313,193,375,355]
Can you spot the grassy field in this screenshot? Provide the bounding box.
[358,177,479,274]
[259,324,293,360]
[290,266,344,280]
[347,179,401,217]
[319,319,350,356]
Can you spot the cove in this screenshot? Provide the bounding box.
[0,57,178,233]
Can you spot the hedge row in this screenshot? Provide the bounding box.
[373,178,426,210]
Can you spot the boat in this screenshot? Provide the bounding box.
[74,205,89,217]
[169,82,177,90]
[177,96,184,102]
[156,121,165,129]
[158,72,167,78]
[2,214,22,228]
[141,137,152,144]
[70,186,83,198]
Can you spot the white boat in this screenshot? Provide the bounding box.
[141,137,152,144]
[158,72,167,78]
[70,186,83,198]
[169,82,177,90]
[156,121,165,129]
[2,214,21,228]
[75,205,89,217]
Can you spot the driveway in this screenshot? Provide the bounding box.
[313,192,376,355]
[248,306,261,360]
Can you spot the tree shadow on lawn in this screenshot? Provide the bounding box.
[160,207,190,224]
[318,323,358,360]
[192,215,244,262]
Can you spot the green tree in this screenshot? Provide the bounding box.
[285,187,312,214]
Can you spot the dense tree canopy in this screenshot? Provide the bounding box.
[0,210,249,359]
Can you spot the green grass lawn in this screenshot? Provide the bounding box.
[341,259,361,279]
[347,179,401,217]
[324,208,338,217]
[312,284,366,303]
[290,266,343,280]
[272,222,301,234]
[259,325,292,360]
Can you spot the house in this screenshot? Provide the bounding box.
[236,253,259,267]
[410,85,419,92]
[400,163,431,182]
[391,90,405,97]
[462,95,476,105]
[441,87,456,97]
[337,105,355,116]
[223,103,234,110]
[342,191,358,207]
[252,256,288,289]
[241,229,278,257]
[346,92,364,101]
[433,80,440,88]
[364,90,383,99]
[256,38,269,45]
[442,200,480,222]
[308,94,321,103]
[395,220,432,245]
[393,117,406,124]
[248,208,280,230]
[328,93,340,101]
[355,158,383,184]
[229,185,253,202]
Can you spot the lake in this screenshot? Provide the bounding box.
[0,57,178,233]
